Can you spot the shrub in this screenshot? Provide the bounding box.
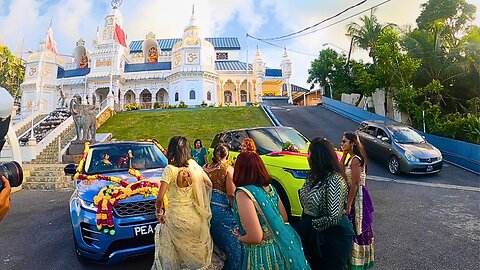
[153,102,161,109]
[125,103,140,111]
[178,101,188,108]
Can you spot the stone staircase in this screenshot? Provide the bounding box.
[15,114,48,137]
[22,164,74,190]
[29,123,76,164]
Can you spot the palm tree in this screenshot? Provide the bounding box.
[346,9,394,64]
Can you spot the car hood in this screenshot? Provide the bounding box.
[399,143,439,158]
[76,168,165,203]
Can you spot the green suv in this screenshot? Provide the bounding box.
[209,127,311,218]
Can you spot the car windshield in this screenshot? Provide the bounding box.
[84,143,168,174]
[389,126,425,144]
[248,128,309,154]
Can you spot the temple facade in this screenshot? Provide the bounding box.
[21,5,294,113]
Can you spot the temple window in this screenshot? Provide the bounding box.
[189,90,196,100]
[240,90,247,102]
[216,52,228,60]
[207,91,211,101]
[224,91,232,104]
[175,92,179,101]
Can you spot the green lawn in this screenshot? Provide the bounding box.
[97,107,272,148]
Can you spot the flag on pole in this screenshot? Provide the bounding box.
[114,24,127,47]
[45,27,58,54]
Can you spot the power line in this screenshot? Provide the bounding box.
[246,34,318,57]
[262,0,368,41]
[258,0,393,42]
[246,0,394,57]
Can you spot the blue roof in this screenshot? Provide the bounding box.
[57,67,90,78]
[283,84,309,92]
[265,68,282,77]
[129,37,241,53]
[124,62,172,72]
[215,61,252,71]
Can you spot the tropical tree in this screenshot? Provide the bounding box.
[346,9,394,63]
[0,46,24,98]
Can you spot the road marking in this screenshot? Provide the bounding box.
[367,175,480,192]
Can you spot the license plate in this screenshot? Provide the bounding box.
[133,224,155,236]
[426,165,433,172]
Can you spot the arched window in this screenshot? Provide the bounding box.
[224,91,232,104]
[240,90,247,102]
[189,90,196,100]
[207,91,211,101]
[175,92,179,101]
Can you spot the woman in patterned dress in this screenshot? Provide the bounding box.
[341,132,375,269]
[295,137,354,269]
[152,136,215,269]
[203,143,243,270]
[232,151,310,270]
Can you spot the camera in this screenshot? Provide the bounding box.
[0,161,23,192]
[0,86,23,192]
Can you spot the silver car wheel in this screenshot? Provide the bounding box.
[388,156,400,174]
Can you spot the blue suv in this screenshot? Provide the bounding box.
[65,141,168,264]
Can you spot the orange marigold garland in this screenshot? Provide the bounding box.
[74,142,168,236]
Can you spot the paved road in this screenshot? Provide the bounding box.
[269,105,479,188]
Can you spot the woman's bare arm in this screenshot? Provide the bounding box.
[225,166,235,205]
[235,191,263,245]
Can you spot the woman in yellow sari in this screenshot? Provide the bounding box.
[152,136,214,269]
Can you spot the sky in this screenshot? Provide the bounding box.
[0,0,479,89]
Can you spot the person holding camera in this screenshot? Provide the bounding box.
[0,176,11,222]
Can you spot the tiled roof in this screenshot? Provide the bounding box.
[129,37,241,53]
[215,61,252,71]
[265,68,282,77]
[124,62,172,72]
[57,67,90,78]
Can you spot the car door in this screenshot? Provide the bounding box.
[359,125,378,158]
[375,126,394,161]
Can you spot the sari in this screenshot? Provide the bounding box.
[233,185,311,270]
[152,159,214,270]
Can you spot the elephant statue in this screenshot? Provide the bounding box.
[70,95,97,142]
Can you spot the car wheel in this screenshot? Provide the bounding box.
[388,156,400,175]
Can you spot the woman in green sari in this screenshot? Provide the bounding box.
[232,151,310,270]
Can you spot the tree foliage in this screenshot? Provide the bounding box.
[0,46,24,98]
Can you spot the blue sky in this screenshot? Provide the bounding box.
[0,0,478,88]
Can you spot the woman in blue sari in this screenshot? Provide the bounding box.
[232,151,310,270]
[203,143,243,270]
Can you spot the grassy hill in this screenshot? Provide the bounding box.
[97,107,272,148]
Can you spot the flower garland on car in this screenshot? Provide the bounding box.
[74,141,167,235]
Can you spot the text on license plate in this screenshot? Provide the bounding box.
[426,165,433,171]
[134,224,155,236]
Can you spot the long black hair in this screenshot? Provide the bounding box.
[167,136,191,167]
[193,139,203,148]
[343,131,368,171]
[212,143,229,163]
[308,137,346,185]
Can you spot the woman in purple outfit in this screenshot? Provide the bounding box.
[341,132,375,269]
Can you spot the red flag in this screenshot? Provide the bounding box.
[46,27,58,54]
[114,24,127,47]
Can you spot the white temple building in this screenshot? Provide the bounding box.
[21,5,303,114]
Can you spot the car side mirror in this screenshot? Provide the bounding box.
[381,137,389,142]
[64,163,78,176]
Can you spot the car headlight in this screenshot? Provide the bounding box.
[405,150,419,162]
[283,168,309,179]
[436,149,443,161]
[79,198,97,212]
